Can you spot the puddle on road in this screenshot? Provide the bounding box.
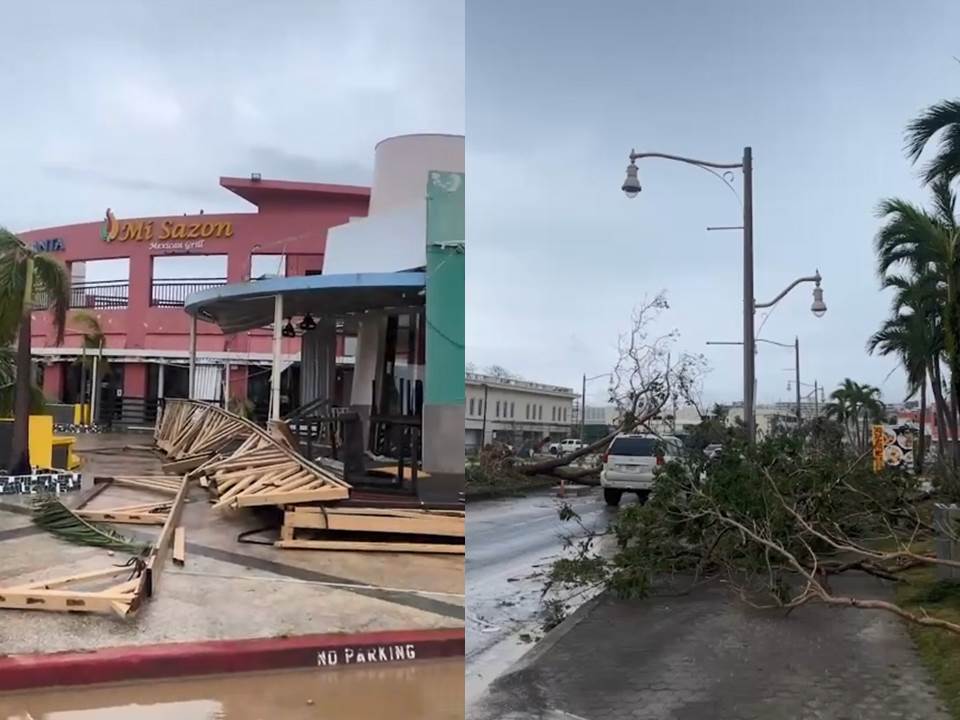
[0,659,463,720]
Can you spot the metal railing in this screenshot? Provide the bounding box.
[34,280,131,310]
[96,396,161,430]
[34,278,230,311]
[150,278,227,307]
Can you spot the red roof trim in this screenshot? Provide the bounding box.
[220,176,370,207]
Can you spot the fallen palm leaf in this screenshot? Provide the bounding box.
[31,495,150,554]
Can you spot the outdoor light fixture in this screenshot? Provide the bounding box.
[622,161,641,198]
[811,274,827,318]
[298,313,317,331]
[281,319,296,338]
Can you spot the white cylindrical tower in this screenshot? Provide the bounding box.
[368,134,464,216]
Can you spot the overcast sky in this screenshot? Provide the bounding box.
[467,0,960,408]
[1,0,463,233]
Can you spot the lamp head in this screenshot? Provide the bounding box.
[298,313,317,331]
[281,319,297,338]
[811,280,827,318]
[622,160,641,198]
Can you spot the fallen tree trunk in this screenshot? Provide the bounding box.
[516,430,615,476]
[554,466,601,484]
[516,408,660,476]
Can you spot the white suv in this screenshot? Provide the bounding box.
[549,438,585,455]
[600,433,683,506]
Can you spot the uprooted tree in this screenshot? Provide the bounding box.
[515,292,707,479]
[548,421,960,636]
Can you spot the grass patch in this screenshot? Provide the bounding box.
[896,563,960,718]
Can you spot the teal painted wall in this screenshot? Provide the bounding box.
[425,171,465,405]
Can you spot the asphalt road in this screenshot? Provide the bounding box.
[466,487,620,706]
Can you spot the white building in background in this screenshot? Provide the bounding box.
[465,373,576,452]
[727,403,808,435]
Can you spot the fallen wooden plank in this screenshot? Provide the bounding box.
[144,475,190,595]
[284,509,464,537]
[173,527,186,566]
[234,485,350,507]
[3,566,139,592]
[76,509,168,526]
[366,466,432,481]
[0,588,136,614]
[162,453,214,474]
[98,477,181,494]
[291,506,465,519]
[276,539,464,554]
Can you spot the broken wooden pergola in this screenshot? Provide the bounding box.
[0,473,189,619]
[156,399,464,553]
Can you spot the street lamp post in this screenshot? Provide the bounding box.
[706,336,802,421]
[581,372,611,442]
[623,148,756,439]
[624,149,828,443]
[794,337,801,422]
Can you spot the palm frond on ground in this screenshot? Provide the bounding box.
[31,495,148,554]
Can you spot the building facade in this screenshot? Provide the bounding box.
[465,373,576,452]
[21,177,370,422]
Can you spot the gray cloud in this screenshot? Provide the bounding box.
[2,0,463,231]
[467,0,958,406]
[240,147,371,187]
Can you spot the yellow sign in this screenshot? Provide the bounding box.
[101,208,233,243]
[871,425,885,472]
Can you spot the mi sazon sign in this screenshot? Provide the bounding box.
[101,209,233,245]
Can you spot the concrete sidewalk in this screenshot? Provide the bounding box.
[471,575,950,720]
[0,433,463,658]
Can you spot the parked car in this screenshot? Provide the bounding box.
[549,438,586,455]
[600,433,683,506]
[703,443,723,460]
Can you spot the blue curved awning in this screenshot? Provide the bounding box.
[184,272,425,334]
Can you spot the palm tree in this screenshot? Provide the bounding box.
[906,98,960,186]
[825,379,885,453]
[69,311,107,425]
[0,347,46,416]
[0,228,70,475]
[874,180,960,466]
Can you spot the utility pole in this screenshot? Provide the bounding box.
[742,147,756,444]
[794,336,801,422]
[580,373,586,442]
[814,380,819,417]
[481,384,489,447]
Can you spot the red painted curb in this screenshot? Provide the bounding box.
[0,627,465,692]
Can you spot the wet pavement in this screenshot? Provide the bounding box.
[0,659,464,719]
[0,433,463,655]
[471,576,951,720]
[466,488,618,706]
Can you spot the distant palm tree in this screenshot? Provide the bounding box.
[69,311,107,424]
[0,228,70,474]
[906,98,960,185]
[826,379,885,452]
